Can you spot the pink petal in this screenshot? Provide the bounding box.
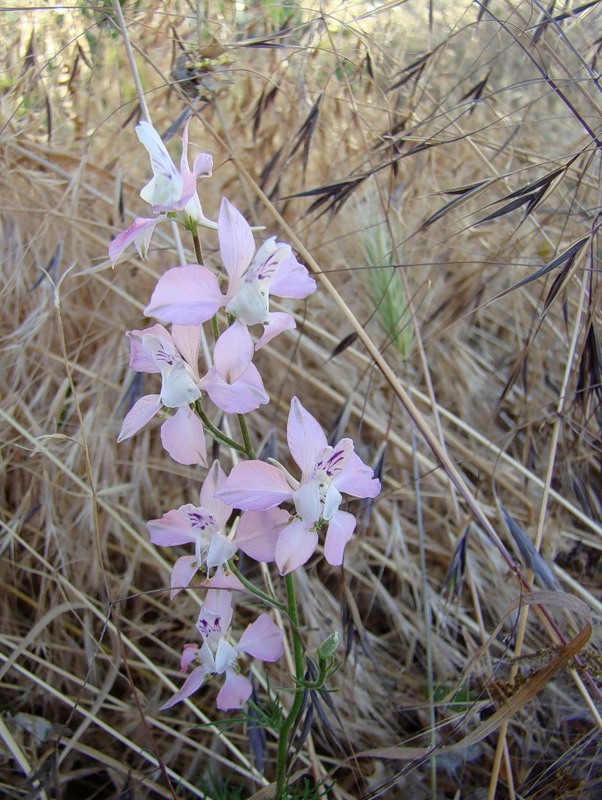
[287,397,327,477]
[145,265,224,325]
[213,322,254,382]
[219,198,255,283]
[200,459,224,500]
[160,406,207,465]
[170,555,199,599]
[269,251,317,299]
[117,394,161,441]
[109,217,160,264]
[160,665,208,711]
[197,588,233,639]
[334,450,381,498]
[200,362,269,414]
[217,461,293,510]
[170,324,202,376]
[275,518,319,575]
[234,508,290,562]
[323,510,356,566]
[180,643,197,672]
[177,120,200,209]
[216,670,252,710]
[237,614,284,662]
[200,460,232,530]
[147,507,196,547]
[191,151,213,178]
[255,312,296,350]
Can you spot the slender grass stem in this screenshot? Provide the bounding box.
[275,572,305,800]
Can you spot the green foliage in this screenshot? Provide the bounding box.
[248,0,304,31]
[198,768,245,800]
[286,775,330,799]
[430,683,474,713]
[362,203,413,359]
[247,684,284,732]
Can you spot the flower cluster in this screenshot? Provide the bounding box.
[113,118,381,718]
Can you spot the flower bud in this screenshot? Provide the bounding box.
[317,631,339,661]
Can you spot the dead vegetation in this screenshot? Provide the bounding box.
[0,1,600,798]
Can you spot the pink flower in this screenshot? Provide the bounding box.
[216,397,381,574]
[219,198,316,348]
[109,120,216,264]
[147,461,236,597]
[161,614,284,711]
[142,198,316,349]
[118,323,207,465]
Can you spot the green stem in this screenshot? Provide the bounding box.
[237,414,256,459]
[228,562,286,613]
[211,315,220,344]
[192,229,204,264]
[275,572,305,799]
[193,401,245,453]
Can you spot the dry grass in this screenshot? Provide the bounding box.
[1,1,601,798]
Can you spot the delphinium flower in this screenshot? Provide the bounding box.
[161,613,284,711]
[146,461,237,597]
[119,317,270,458]
[118,322,207,465]
[216,397,381,574]
[145,198,317,349]
[109,119,216,264]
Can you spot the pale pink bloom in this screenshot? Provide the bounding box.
[198,321,269,414]
[118,323,207,465]
[142,198,316,348]
[161,614,284,711]
[147,461,236,597]
[220,198,317,348]
[216,397,381,574]
[109,120,216,264]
